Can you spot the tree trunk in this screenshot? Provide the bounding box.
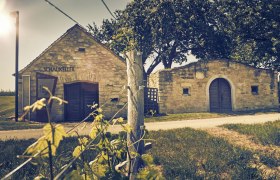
[126,50,145,179]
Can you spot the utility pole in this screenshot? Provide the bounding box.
[126,50,144,179]
[10,11,19,122]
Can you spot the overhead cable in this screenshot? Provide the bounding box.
[100,0,116,19]
[43,0,84,28]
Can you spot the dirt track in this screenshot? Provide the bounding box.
[0,113,280,140]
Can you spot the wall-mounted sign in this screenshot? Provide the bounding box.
[58,72,97,83]
[42,66,75,72]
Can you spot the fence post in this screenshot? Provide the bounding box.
[126,50,144,179]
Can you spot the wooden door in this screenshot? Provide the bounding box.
[81,83,99,118]
[64,82,98,121]
[64,83,81,121]
[209,78,232,113]
[36,73,57,122]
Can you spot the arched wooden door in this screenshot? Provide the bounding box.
[64,82,99,121]
[209,78,232,113]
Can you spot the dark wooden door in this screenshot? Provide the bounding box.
[81,83,99,118]
[65,83,81,121]
[36,73,57,122]
[64,82,98,121]
[209,78,232,113]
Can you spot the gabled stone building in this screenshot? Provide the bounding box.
[18,24,127,122]
[149,60,278,114]
[18,24,279,122]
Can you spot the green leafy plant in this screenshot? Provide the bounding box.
[18,87,162,179]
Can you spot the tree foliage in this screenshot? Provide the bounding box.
[213,0,280,69]
[89,0,218,76]
[89,0,280,72]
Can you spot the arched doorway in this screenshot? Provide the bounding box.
[64,82,99,121]
[209,78,232,113]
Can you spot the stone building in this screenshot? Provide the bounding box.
[149,60,278,114]
[18,24,127,122]
[18,24,279,122]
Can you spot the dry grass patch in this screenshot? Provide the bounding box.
[205,127,280,159]
[205,126,280,179]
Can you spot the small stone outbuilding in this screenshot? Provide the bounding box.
[18,24,127,122]
[149,60,278,114]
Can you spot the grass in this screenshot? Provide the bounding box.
[144,108,279,123]
[147,128,260,179]
[0,137,98,179]
[0,96,15,120]
[0,96,44,131]
[0,128,268,179]
[0,96,15,110]
[222,120,280,146]
[0,96,14,120]
[144,112,228,122]
[0,121,44,131]
[0,139,37,179]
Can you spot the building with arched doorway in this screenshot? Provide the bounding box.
[149,60,278,114]
[17,24,279,121]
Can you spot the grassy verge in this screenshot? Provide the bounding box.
[147,128,260,179]
[0,137,94,179]
[144,108,279,123]
[0,96,44,130]
[0,121,44,131]
[0,128,265,179]
[144,112,228,122]
[222,120,280,146]
[0,96,14,110]
[0,139,37,179]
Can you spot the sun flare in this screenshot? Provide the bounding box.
[0,12,13,35]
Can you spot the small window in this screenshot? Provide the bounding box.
[111,98,119,103]
[78,47,86,52]
[183,88,190,95]
[251,86,258,95]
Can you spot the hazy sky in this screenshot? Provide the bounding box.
[0,0,196,91]
[0,0,130,90]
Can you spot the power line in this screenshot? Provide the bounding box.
[43,0,84,27]
[101,0,116,19]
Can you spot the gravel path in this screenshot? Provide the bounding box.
[0,113,279,140]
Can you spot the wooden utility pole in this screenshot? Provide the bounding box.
[126,50,145,179]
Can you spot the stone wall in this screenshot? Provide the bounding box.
[150,60,278,114]
[18,25,127,121]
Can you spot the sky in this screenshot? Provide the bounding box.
[0,0,196,91]
[0,0,131,90]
